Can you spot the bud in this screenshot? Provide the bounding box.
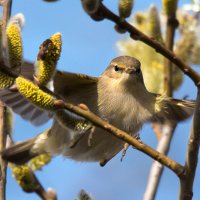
[78,189,93,200]
[29,153,51,171]
[16,76,56,110]
[119,0,134,19]
[147,5,163,43]
[36,32,62,85]
[6,20,23,70]
[134,12,147,32]
[9,13,25,29]
[81,0,100,15]
[0,70,15,89]
[162,0,177,16]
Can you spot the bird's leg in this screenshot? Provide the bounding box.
[120,142,129,162]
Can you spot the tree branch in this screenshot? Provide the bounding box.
[91,2,200,85]
[0,1,12,199]
[143,123,176,200]
[30,171,57,200]
[163,4,178,96]
[56,101,184,176]
[1,0,12,64]
[0,102,6,200]
[179,88,200,200]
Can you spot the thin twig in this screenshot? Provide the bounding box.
[2,0,12,65]
[31,171,57,200]
[163,7,178,96]
[179,88,200,200]
[92,2,200,85]
[0,101,6,200]
[143,123,176,200]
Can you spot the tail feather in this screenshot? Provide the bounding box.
[154,95,195,122]
[2,138,38,165]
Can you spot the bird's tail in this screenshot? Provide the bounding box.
[155,94,195,122]
[2,138,39,165]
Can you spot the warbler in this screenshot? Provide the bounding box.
[1,56,194,165]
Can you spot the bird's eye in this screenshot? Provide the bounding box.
[114,65,121,72]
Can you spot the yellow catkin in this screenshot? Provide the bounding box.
[147,5,163,43]
[37,32,62,85]
[119,0,134,18]
[10,164,36,192]
[29,153,51,171]
[162,0,177,16]
[6,23,23,69]
[16,76,55,110]
[0,70,15,89]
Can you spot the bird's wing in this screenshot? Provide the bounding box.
[53,70,98,98]
[0,62,98,126]
[153,94,195,122]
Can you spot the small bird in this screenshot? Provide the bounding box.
[1,56,194,165]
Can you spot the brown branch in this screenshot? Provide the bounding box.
[91,2,200,85]
[0,1,12,199]
[30,171,57,200]
[0,102,6,200]
[179,88,200,200]
[1,0,12,64]
[53,101,184,176]
[163,1,178,96]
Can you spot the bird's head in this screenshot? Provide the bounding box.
[100,56,144,92]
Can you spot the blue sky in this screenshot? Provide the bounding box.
[5,1,200,200]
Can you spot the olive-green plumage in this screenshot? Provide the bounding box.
[1,56,195,165]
